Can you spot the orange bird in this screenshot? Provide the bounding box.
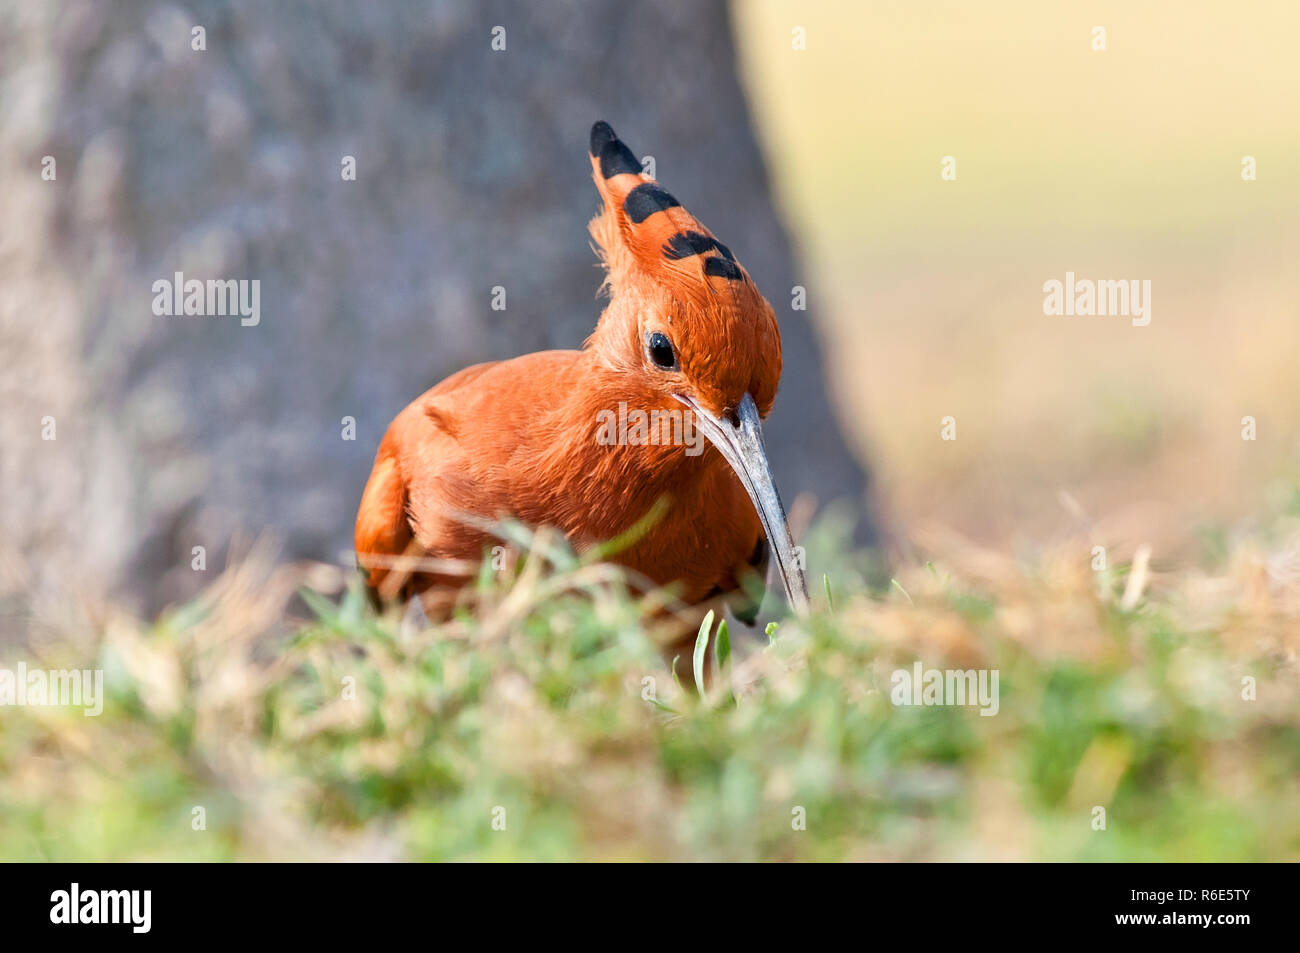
[355,121,810,635]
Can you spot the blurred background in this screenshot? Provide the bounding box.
[6,0,1300,633]
[737,0,1300,557]
[2,0,873,635]
[5,1,1298,641]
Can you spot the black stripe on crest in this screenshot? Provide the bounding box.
[703,257,743,280]
[598,139,642,178]
[662,230,735,262]
[590,121,617,156]
[590,122,641,178]
[624,183,680,223]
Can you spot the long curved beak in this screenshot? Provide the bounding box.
[675,392,811,615]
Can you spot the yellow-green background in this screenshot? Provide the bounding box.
[736,0,1300,550]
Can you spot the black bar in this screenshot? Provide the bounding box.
[0,862,1284,940]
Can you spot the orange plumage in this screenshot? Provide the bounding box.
[355,121,809,637]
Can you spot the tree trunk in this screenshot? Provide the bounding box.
[0,0,876,627]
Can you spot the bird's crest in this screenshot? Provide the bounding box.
[587,121,751,305]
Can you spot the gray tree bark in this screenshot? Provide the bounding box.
[0,0,876,630]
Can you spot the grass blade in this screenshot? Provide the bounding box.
[713,617,731,670]
[693,610,713,697]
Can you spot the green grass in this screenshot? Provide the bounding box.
[2,519,1298,861]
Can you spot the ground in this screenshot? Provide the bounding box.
[3,505,1297,862]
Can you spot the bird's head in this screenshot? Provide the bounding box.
[583,120,809,612]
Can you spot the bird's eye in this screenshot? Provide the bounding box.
[647,331,677,370]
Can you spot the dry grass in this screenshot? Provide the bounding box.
[2,506,1297,861]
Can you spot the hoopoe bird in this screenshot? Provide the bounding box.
[354,121,809,645]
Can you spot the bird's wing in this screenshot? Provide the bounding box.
[353,360,503,598]
[354,443,413,596]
